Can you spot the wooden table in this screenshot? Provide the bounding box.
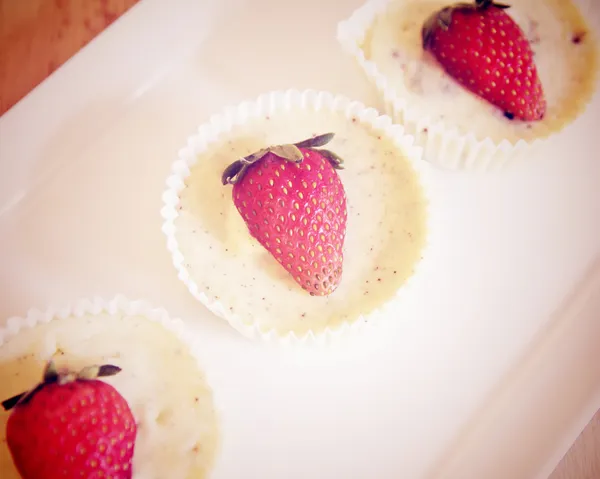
[0,0,140,115]
[0,0,598,477]
[550,411,599,479]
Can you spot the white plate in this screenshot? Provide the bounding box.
[1,0,599,478]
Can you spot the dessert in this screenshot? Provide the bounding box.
[0,298,219,479]
[338,0,599,168]
[162,90,431,340]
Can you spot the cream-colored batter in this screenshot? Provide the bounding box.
[362,0,598,142]
[0,313,218,479]
[174,108,428,336]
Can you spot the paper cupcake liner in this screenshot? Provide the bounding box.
[161,88,436,345]
[1,296,194,354]
[337,0,600,171]
[0,295,221,469]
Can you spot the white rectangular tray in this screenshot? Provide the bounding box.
[1,0,599,477]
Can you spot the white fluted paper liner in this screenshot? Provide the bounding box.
[337,0,600,171]
[161,89,436,345]
[0,295,221,477]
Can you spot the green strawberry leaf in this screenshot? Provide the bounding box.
[78,364,122,380]
[222,160,247,185]
[294,132,335,149]
[2,392,26,411]
[476,0,510,9]
[269,144,304,163]
[43,359,59,383]
[98,364,122,377]
[319,149,345,170]
[244,148,269,163]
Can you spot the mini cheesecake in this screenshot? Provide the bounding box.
[164,91,431,339]
[0,302,219,479]
[359,0,598,143]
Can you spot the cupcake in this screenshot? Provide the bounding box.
[0,297,219,479]
[161,89,432,343]
[337,0,600,170]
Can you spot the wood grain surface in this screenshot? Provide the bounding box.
[550,411,600,479]
[0,0,598,478]
[0,0,140,115]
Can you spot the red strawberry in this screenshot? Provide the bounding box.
[422,0,546,121]
[2,360,137,479]
[222,132,347,296]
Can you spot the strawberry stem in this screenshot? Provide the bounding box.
[1,360,122,411]
[221,132,343,185]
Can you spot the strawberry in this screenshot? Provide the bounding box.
[222,132,347,296]
[2,359,136,479]
[422,0,546,121]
